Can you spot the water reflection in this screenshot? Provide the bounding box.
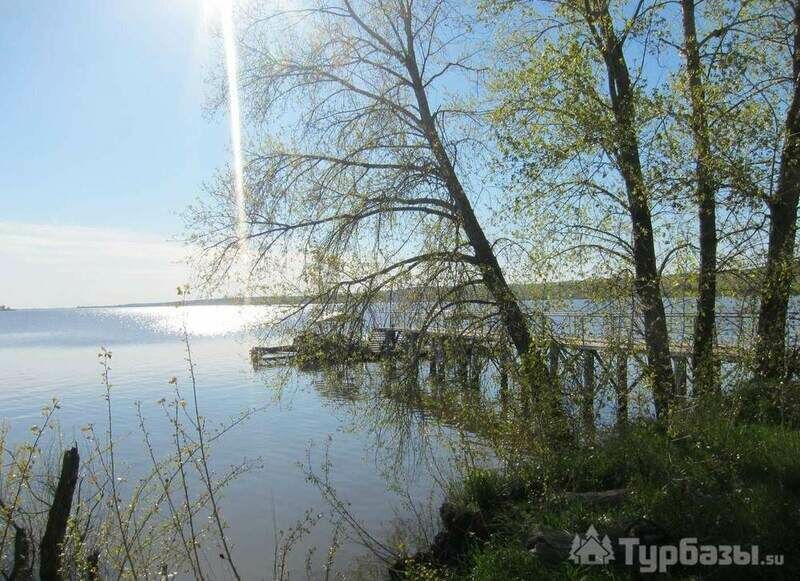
[262,361,501,577]
[0,307,490,578]
[266,361,499,485]
[104,305,292,337]
[5,300,770,578]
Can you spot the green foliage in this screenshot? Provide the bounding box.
[461,469,514,513]
[469,544,633,581]
[428,399,800,580]
[486,0,792,297]
[467,545,545,580]
[401,560,456,581]
[731,379,800,428]
[292,331,367,369]
[513,264,792,300]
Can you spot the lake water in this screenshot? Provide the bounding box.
[0,306,472,579]
[0,299,780,578]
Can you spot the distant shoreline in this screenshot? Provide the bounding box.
[64,268,776,310]
[77,295,306,309]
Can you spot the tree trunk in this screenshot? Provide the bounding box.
[402,14,536,362]
[40,447,80,581]
[756,4,800,381]
[592,6,675,416]
[681,0,719,394]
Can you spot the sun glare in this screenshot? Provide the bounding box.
[204,0,248,262]
[221,2,247,249]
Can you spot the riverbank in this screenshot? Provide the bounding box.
[395,393,800,579]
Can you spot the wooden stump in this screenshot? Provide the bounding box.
[11,525,32,581]
[40,447,80,581]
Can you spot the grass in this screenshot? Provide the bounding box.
[401,398,800,580]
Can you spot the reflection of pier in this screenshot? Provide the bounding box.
[368,312,752,390]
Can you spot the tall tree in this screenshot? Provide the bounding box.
[190,0,542,364]
[756,0,800,380]
[680,0,719,393]
[490,0,676,415]
[583,0,675,415]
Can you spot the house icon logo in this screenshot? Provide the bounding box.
[569,525,615,565]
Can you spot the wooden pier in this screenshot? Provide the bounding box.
[248,309,774,429]
[251,310,757,399]
[250,344,296,365]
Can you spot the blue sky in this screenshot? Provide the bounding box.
[0,1,232,307]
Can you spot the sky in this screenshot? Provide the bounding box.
[0,0,232,308]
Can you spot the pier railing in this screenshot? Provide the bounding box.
[530,310,774,357]
[251,307,800,424]
[370,308,794,406]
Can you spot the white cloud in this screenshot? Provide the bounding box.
[0,222,191,308]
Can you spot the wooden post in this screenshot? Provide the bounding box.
[673,356,688,397]
[582,349,596,390]
[458,344,470,385]
[402,331,419,379]
[408,358,420,383]
[548,340,560,380]
[468,344,482,387]
[437,338,446,379]
[581,348,595,432]
[429,352,438,379]
[11,525,32,581]
[40,446,80,581]
[616,352,629,426]
[436,337,449,379]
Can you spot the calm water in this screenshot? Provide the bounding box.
[1,300,775,577]
[0,306,468,579]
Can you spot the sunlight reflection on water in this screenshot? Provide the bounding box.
[0,305,464,579]
[102,304,291,337]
